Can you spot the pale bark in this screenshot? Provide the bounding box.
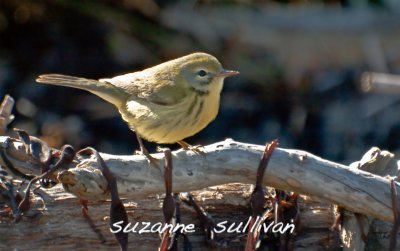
[0,183,338,250]
[0,137,398,224]
[361,71,400,94]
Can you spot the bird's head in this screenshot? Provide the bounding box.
[177,53,239,96]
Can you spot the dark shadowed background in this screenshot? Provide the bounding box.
[1,0,400,164]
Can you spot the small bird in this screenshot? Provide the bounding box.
[36,52,239,164]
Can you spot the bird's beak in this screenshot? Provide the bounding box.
[216,69,240,78]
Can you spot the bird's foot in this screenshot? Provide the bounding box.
[135,148,160,168]
[177,141,205,155]
[135,134,160,168]
[142,150,160,168]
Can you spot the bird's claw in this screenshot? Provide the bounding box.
[142,150,160,168]
[177,141,205,155]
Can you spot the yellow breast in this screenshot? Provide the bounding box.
[120,90,221,144]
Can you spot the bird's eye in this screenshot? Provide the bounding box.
[198,70,207,77]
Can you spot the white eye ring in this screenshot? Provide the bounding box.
[198,70,207,77]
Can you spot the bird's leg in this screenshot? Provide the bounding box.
[177,140,205,155]
[135,134,160,167]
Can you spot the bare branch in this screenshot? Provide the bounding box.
[361,71,400,94]
[0,137,398,224]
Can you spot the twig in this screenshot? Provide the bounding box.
[78,147,129,251]
[0,95,15,135]
[245,140,278,251]
[389,179,400,251]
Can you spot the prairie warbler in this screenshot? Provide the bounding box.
[36,53,239,163]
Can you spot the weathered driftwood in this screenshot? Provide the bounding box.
[0,182,338,250]
[342,147,399,251]
[0,136,398,224]
[1,136,400,250]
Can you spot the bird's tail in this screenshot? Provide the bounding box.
[36,74,129,107]
[37,74,100,87]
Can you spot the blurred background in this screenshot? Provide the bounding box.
[1,0,400,164]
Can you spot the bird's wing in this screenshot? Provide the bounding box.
[100,70,189,106]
